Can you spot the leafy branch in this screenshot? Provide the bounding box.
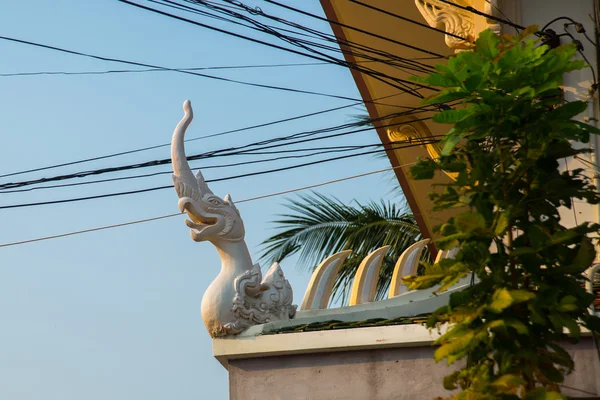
[404,26,600,399]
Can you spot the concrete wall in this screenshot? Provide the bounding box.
[227,338,599,400]
[517,0,599,229]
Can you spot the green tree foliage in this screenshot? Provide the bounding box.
[260,192,424,304]
[404,27,600,399]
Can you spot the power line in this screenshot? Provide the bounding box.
[0,61,333,77]
[0,100,371,179]
[0,163,415,249]
[183,0,438,74]
[348,0,467,41]
[0,127,437,192]
[0,110,438,190]
[2,59,432,78]
[0,34,368,102]
[120,0,438,96]
[0,144,387,194]
[210,0,438,76]
[0,92,418,180]
[437,0,527,32]
[0,139,438,210]
[261,0,447,59]
[172,0,419,69]
[484,0,520,33]
[0,139,445,194]
[0,25,436,180]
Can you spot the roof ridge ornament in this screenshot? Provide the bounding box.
[170,100,296,337]
[415,0,501,52]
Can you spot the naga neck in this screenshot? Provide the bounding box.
[210,238,254,273]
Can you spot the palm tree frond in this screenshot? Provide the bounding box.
[259,192,428,304]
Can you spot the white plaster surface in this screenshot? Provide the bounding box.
[226,338,599,400]
[214,323,446,368]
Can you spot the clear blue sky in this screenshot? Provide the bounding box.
[0,1,400,399]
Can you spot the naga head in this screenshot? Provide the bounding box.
[171,100,245,243]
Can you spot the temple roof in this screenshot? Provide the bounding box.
[319,0,492,253]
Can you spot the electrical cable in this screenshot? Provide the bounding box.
[0,138,445,194]
[484,0,519,33]
[0,145,392,194]
[0,100,370,179]
[557,30,598,90]
[0,110,440,190]
[0,5,453,194]
[0,35,370,103]
[348,0,467,41]
[207,2,431,97]
[0,139,438,210]
[189,0,439,73]
[146,0,441,88]
[0,119,434,191]
[207,0,440,95]
[175,0,432,73]
[118,0,434,83]
[262,0,447,60]
[121,0,438,97]
[437,0,528,32]
[0,163,416,249]
[0,61,335,77]
[0,90,425,180]
[542,16,597,48]
[209,0,438,75]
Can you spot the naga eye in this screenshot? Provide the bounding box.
[207,197,222,206]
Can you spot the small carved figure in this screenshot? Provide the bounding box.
[171,100,296,337]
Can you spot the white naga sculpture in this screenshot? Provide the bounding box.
[171,102,464,337]
[171,100,296,337]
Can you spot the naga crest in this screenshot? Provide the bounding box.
[415,0,500,52]
[171,100,245,243]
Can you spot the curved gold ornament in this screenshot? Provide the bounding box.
[387,117,459,181]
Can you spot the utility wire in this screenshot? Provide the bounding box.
[348,0,467,41]
[0,140,438,210]
[187,0,438,73]
[262,0,447,59]
[208,0,437,80]
[0,61,333,77]
[0,138,444,194]
[0,91,422,180]
[176,0,433,73]
[0,163,415,249]
[0,35,369,102]
[118,0,425,77]
[133,0,440,99]
[120,0,438,97]
[0,21,441,180]
[0,0,451,182]
[437,0,528,32]
[556,30,598,90]
[484,0,519,33]
[0,110,438,190]
[0,4,450,187]
[0,100,369,179]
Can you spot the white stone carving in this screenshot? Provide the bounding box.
[415,0,500,52]
[171,100,296,337]
[301,250,352,311]
[349,246,390,306]
[388,239,430,298]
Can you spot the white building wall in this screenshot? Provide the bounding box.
[503,0,600,229]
